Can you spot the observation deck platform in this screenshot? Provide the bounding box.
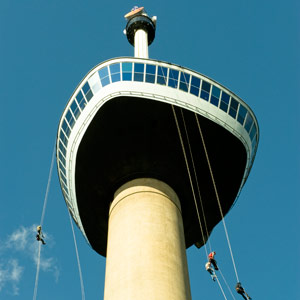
[56,57,259,256]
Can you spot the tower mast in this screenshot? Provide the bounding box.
[124,7,157,58]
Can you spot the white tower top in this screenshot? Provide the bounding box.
[124,6,157,58]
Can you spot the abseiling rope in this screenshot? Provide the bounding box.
[32,242,42,300]
[171,105,209,258]
[68,211,86,300]
[33,142,86,300]
[33,142,56,300]
[179,107,212,254]
[219,268,237,300]
[194,113,240,283]
[173,106,230,300]
[40,142,56,227]
[216,276,228,300]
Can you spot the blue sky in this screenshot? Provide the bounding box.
[0,1,299,299]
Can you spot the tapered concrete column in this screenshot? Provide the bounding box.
[134,29,149,58]
[104,178,191,300]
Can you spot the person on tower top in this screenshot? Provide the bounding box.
[205,261,217,281]
[208,251,218,270]
[36,225,46,245]
[235,282,252,300]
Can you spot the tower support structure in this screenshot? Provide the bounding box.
[134,29,148,58]
[103,178,192,300]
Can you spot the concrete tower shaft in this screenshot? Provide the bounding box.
[104,178,191,300]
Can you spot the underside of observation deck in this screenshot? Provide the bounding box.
[75,96,247,257]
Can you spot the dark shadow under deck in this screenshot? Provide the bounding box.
[75,96,247,256]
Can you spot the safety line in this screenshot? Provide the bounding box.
[69,211,86,300]
[195,113,240,282]
[32,242,42,300]
[179,108,212,254]
[216,276,228,300]
[219,268,237,300]
[171,105,208,257]
[40,142,56,227]
[168,66,212,255]
[33,142,56,300]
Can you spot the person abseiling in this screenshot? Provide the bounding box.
[208,251,218,270]
[235,282,252,300]
[205,261,217,281]
[36,225,46,245]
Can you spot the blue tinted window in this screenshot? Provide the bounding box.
[237,104,247,125]
[168,69,179,88]
[249,124,257,140]
[146,64,156,83]
[82,82,90,94]
[122,62,132,81]
[71,100,80,119]
[66,110,75,128]
[134,63,144,82]
[229,98,239,119]
[62,119,71,137]
[60,130,68,147]
[200,81,211,101]
[210,86,220,107]
[134,63,144,73]
[82,82,93,101]
[179,72,190,92]
[62,182,68,193]
[99,67,110,87]
[76,91,87,110]
[110,63,121,82]
[59,161,66,176]
[252,137,257,151]
[190,76,200,96]
[62,186,69,196]
[59,140,66,156]
[60,171,67,186]
[110,63,120,74]
[220,92,230,112]
[59,151,66,166]
[157,66,167,85]
[244,113,254,133]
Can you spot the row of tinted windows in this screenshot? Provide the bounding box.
[96,62,257,145]
[57,81,93,188]
[58,61,258,194]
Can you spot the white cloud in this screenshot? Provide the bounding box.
[0,259,23,296]
[0,224,59,296]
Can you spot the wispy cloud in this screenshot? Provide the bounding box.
[0,224,59,296]
[0,259,23,295]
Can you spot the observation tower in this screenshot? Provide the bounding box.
[56,7,259,300]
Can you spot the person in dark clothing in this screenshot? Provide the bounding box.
[36,225,46,245]
[235,282,251,300]
[208,251,219,270]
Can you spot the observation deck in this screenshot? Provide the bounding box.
[56,57,259,256]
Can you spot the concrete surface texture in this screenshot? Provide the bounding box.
[104,178,191,300]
